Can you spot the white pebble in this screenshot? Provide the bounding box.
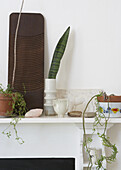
[25,109,43,118]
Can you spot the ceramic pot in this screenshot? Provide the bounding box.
[53,98,68,117]
[0,94,13,117]
[44,105,56,116]
[98,102,121,117]
[44,79,56,116]
[98,95,121,117]
[97,95,121,102]
[44,79,56,92]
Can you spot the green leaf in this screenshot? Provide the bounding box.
[48,26,70,79]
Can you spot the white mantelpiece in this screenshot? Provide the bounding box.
[0,116,120,124]
[0,116,119,170]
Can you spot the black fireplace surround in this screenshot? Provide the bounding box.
[0,158,75,170]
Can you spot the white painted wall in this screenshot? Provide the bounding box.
[0,0,121,169]
[1,0,121,94]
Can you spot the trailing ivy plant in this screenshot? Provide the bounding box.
[83,92,118,170]
[0,84,13,95]
[2,118,25,145]
[0,84,27,144]
[0,0,26,145]
[48,26,70,79]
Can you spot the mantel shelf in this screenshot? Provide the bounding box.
[0,116,121,124]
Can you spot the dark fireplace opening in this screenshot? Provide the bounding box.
[0,158,75,170]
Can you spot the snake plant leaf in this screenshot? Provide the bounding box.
[48,26,70,79]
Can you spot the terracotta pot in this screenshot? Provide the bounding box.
[97,96,121,102]
[0,93,13,116]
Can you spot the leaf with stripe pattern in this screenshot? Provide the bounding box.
[48,26,70,79]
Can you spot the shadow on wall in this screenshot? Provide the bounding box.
[57,29,75,89]
[107,124,121,170]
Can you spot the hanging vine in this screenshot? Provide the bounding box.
[82,92,118,170]
[0,84,27,144]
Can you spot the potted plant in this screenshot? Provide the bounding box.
[0,0,26,144]
[0,83,27,144]
[97,93,121,117]
[82,92,118,169]
[0,84,14,116]
[44,26,70,115]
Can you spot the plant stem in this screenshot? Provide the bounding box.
[83,93,118,169]
[12,0,24,88]
[83,94,98,169]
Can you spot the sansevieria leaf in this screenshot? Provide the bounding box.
[48,26,70,79]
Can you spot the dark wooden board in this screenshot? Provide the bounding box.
[8,13,44,110]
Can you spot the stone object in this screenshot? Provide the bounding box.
[68,111,82,117]
[25,109,43,118]
[84,112,96,118]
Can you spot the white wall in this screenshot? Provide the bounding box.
[0,0,121,94]
[0,0,121,169]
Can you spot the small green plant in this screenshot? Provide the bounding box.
[2,118,25,144]
[0,84,27,144]
[48,26,70,79]
[1,0,26,144]
[0,0,25,144]
[0,84,13,94]
[83,92,118,170]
